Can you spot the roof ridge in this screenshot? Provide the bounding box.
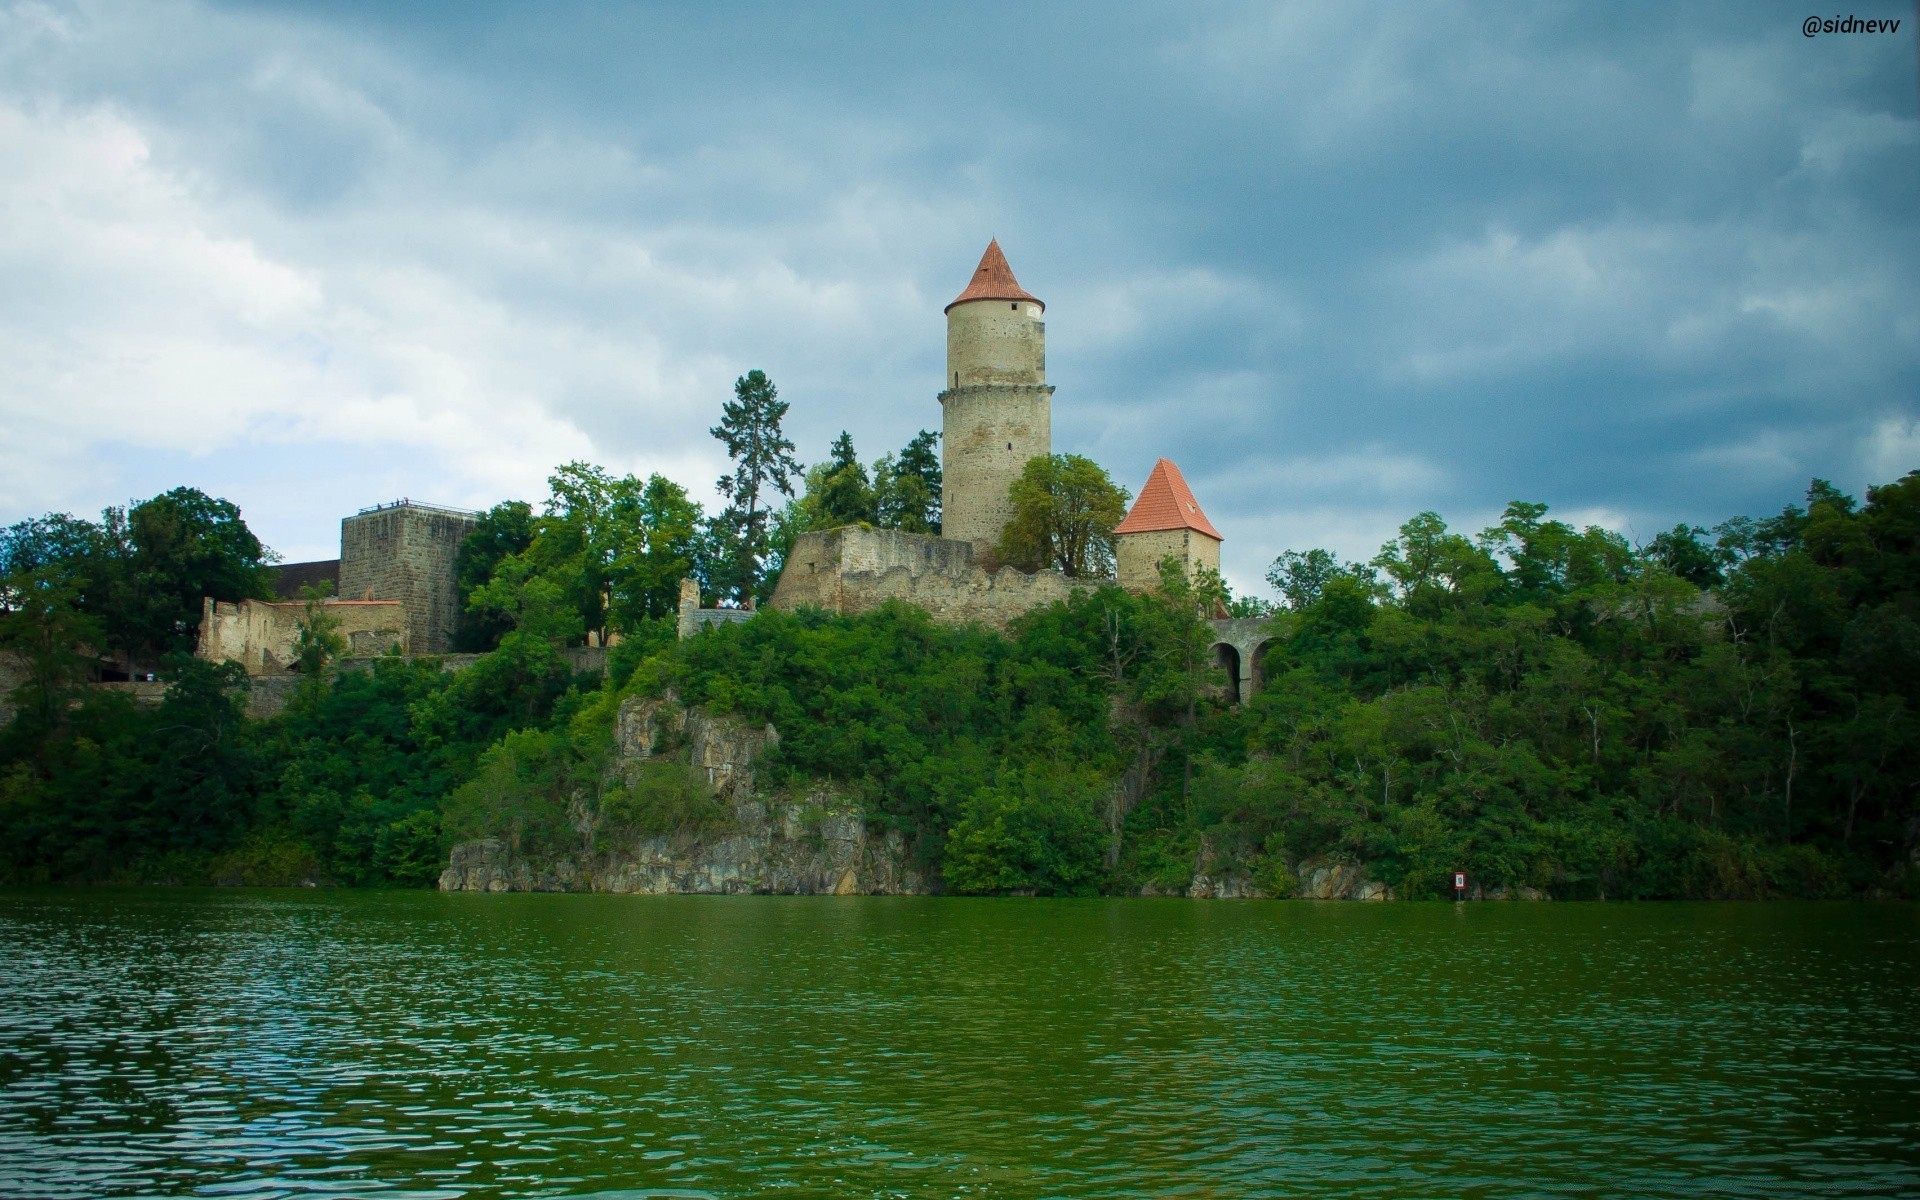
[1112,457,1223,540]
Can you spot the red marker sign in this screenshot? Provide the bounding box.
[1454,872,1466,889]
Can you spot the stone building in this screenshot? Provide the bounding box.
[938,240,1053,554]
[764,242,1085,629]
[1113,458,1223,592]
[197,596,408,675]
[338,500,479,654]
[198,497,478,673]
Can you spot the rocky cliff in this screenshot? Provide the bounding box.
[438,693,932,895]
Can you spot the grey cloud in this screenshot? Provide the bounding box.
[0,0,1913,601]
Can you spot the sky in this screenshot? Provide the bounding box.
[1,0,1916,598]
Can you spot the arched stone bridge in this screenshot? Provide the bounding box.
[1207,617,1283,704]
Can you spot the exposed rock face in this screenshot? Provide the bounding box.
[1187,872,1264,899]
[1295,858,1395,901]
[439,792,928,895]
[439,694,932,895]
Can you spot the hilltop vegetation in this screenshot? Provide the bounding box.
[2,465,1916,897]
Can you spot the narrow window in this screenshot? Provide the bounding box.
[1006,442,1012,450]
[1010,303,1017,310]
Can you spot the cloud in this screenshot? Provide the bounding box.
[0,0,1914,581]
[1862,416,1920,488]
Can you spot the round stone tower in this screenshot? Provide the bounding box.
[939,240,1054,553]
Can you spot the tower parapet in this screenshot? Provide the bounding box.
[939,240,1053,553]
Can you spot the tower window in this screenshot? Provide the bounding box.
[1010,303,1017,310]
[1006,442,1012,450]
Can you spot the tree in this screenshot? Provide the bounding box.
[709,369,800,603]
[455,501,536,652]
[1132,557,1230,805]
[292,583,348,680]
[618,474,704,623]
[1647,524,1726,588]
[998,454,1129,577]
[102,488,277,672]
[874,429,942,535]
[1371,511,1501,616]
[812,432,876,528]
[0,567,104,732]
[1266,548,1374,611]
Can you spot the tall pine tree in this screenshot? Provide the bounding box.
[709,369,799,603]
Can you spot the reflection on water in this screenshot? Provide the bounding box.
[1,892,1916,1198]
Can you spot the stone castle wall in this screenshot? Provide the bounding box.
[339,503,478,655]
[1116,528,1221,592]
[197,597,408,676]
[769,526,1085,629]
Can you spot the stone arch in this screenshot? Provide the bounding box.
[1204,618,1286,705]
[1211,641,1242,704]
[1248,637,1277,698]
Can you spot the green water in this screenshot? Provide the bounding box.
[1,892,1915,1198]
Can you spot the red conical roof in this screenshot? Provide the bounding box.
[1113,458,1223,540]
[945,239,1043,313]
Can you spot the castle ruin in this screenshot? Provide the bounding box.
[769,241,1084,626]
[764,241,1275,697]
[198,498,478,675]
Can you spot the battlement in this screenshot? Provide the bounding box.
[769,526,1088,630]
[355,498,480,519]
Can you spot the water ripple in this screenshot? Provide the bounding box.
[0,893,1915,1198]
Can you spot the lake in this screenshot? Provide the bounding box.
[1,891,1915,1198]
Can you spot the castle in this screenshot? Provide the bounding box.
[767,241,1228,628]
[198,243,1278,700]
[198,499,478,674]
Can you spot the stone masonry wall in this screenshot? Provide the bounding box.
[941,297,1051,552]
[945,298,1046,388]
[339,503,478,655]
[198,597,408,675]
[938,385,1053,552]
[769,526,1085,630]
[1116,528,1221,592]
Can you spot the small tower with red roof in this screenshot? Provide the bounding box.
[1113,458,1223,591]
[939,240,1054,553]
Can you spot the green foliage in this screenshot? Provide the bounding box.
[454,500,535,651]
[873,429,942,535]
[710,369,800,603]
[2,465,1915,901]
[293,583,347,679]
[781,429,946,556]
[998,454,1129,577]
[459,470,704,651]
[442,728,585,859]
[0,567,105,733]
[2,487,274,673]
[600,760,730,840]
[943,765,1107,895]
[814,431,876,527]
